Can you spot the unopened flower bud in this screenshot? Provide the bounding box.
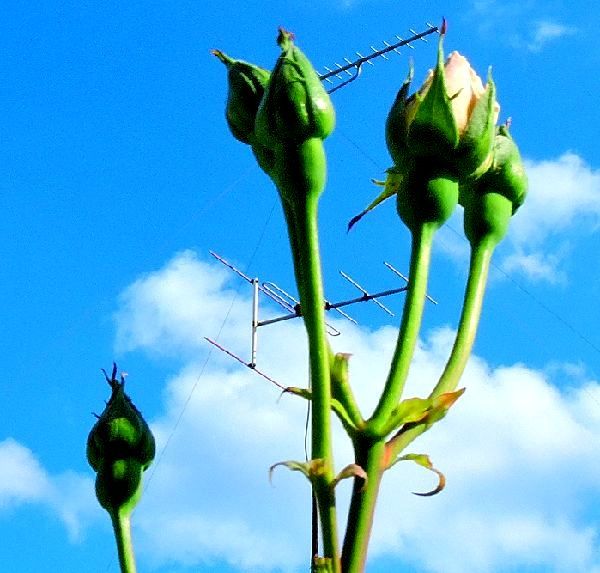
[212,49,270,145]
[87,364,155,515]
[386,33,498,181]
[461,124,528,245]
[255,28,335,147]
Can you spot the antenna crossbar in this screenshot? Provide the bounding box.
[319,23,439,93]
[208,251,437,372]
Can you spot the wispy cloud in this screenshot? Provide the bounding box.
[526,20,576,52]
[0,438,99,542]
[115,253,600,572]
[498,153,600,282]
[469,2,576,52]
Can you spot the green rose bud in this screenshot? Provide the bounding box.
[212,49,270,145]
[87,364,155,516]
[386,32,498,180]
[461,124,528,245]
[255,28,335,147]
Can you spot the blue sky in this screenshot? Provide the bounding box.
[1,1,600,572]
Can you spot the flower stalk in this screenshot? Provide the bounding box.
[215,24,527,573]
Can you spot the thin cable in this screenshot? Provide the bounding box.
[104,197,277,572]
[339,128,600,367]
[145,198,278,491]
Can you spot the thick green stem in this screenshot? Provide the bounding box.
[387,236,496,460]
[431,236,495,397]
[341,439,386,573]
[293,192,339,567]
[368,223,436,435]
[110,509,137,573]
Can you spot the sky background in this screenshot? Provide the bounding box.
[1,1,600,572]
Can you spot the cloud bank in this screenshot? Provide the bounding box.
[0,438,98,541]
[438,152,600,284]
[115,251,600,573]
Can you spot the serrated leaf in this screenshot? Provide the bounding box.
[330,463,367,492]
[269,458,326,485]
[347,169,403,231]
[393,453,446,496]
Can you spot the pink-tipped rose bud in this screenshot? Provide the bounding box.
[386,34,499,181]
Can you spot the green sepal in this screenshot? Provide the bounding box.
[255,28,335,147]
[347,168,403,231]
[484,125,528,213]
[87,372,155,473]
[461,124,528,245]
[457,69,497,179]
[212,50,271,145]
[385,65,415,166]
[407,36,459,165]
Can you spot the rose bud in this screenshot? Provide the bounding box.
[461,124,528,246]
[87,364,155,515]
[255,28,335,147]
[386,33,498,181]
[212,49,270,145]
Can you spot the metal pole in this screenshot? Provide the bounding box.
[250,278,259,368]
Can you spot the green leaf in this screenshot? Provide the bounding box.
[330,463,367,492]
[347,169,403,231]
[392,453,446,496]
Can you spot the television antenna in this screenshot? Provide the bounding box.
[205,251,437,386]
[319,22,439,94]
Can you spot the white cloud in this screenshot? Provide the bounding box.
[527,20,576,52]
[511,154,600,246]
[0,438,99,541]
[469,3,576,52]
[434,153,600,283]
[493,152,600,282]
[0,438,51,506]
[117,253,600,573]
